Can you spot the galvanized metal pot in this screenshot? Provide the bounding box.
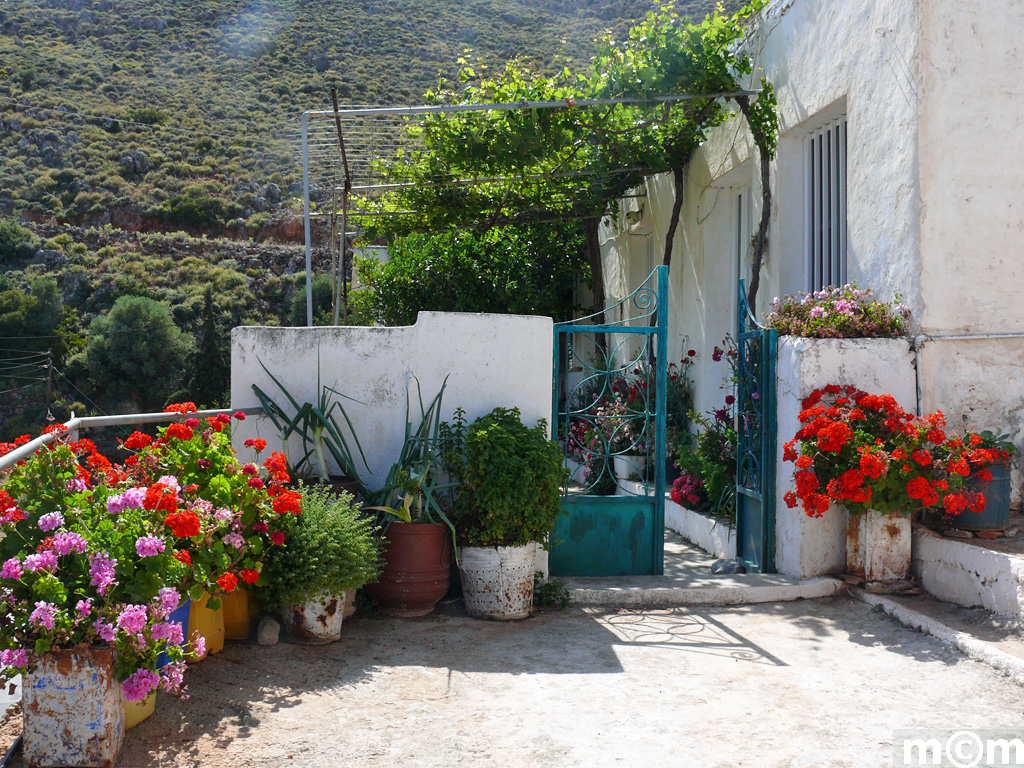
[23,647,124,768]
[366,522,452,617]
[846,509,910,583]
[459,543,537,620]
[281,594,344,644]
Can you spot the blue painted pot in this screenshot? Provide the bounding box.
[157,598,191,668]
[958,460,1012,532]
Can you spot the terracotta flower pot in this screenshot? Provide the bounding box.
[366,522,451,616]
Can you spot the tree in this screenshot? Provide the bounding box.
[84,295,193,412]
[358,224,588,326]
[187,287,230,408]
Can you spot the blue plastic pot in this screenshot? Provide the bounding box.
[157,598,191,668]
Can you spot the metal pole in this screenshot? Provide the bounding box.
[301,112,314,327]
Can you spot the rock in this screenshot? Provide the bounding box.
[1004,526,1020,538]
[33,249,65,268]
[975,530,1003,540]
[257,616,280,646]
[251,195,269,212]
[264,182,281,202]
[711,558,746,575]
[119,150,149,175]
[942,527,973,539]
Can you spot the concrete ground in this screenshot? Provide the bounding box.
[13,596,1012,768]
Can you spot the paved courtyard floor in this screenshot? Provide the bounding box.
[26,595,1018,768]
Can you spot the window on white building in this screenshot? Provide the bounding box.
[804,116,847,290]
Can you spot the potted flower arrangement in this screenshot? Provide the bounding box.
[766,284,909,338]
[0,430,200,767]
[783,385,998,582]
[671,339,737,523]
[252,483,381,643]
[116,403,298,654]
[442,407,566,620]
[958,430,1016,534]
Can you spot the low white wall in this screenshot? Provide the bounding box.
[230,312,553,489]
[913,526,1024,620]
[774,336,916,578]
[665,500,737,560]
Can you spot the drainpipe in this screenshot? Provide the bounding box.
[913,331,1024,416]
[301,111,314,328]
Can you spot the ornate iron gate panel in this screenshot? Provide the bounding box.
[550,267,667,576]
[735,279,778,573]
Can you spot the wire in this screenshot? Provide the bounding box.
[53,368,110,421]
[0,382,43,397]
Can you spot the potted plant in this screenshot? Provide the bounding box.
[251,355,370,496]
[365,377,456,617]
[443,406,567,620]
[783,385,998,583]
[121,404,297,657]
[0,430,200,766]
[252,483,381,643]
[957,430,1016,534]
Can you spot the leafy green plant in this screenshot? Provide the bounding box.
[0,217,37,262]
[252,483,382,610]
[443,406,566,547]
[533,573,570,610]
[251,353,370,488]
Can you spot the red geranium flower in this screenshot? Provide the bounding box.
[272,490,302,516]
[240,569,259,584]
[165,423,194,441]
[165,510,201,538]
[174,550,192,565]
[123,431,153,450]
[270,531,286,545]
[217,572,238,593]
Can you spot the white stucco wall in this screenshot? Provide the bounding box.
[229,312,553,489]
[774,337,916,578]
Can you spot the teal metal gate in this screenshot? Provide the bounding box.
[735,279,777,573]
[549,267,667,576]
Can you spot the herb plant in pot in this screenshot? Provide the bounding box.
[365,377,456,617]
[443,407,567,620]
[253,483,381,643]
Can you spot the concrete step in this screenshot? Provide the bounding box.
[564,574,842,606]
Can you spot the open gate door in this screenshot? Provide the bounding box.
[549,267,668,577]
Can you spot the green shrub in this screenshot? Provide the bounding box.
[442,407,566,547]
[83,294,193,411]
[0,218,38,262]
[253,483,382,610]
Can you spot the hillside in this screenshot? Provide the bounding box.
[0,0,744,234]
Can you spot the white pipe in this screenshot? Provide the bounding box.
[301,112,314,328]
[912,331,1024,415]
[0,408,263,473]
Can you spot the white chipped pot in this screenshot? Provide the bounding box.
[281,594,344,644]
[459,542,537,620]
[23,647,125,768]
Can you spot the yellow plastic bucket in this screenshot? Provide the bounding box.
[188,592,225,659]
[222,588,254,640]
[124,692,156,730]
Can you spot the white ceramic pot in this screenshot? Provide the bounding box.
[459,543,537,620]
[282,594,344,643]
[613,454,644,481]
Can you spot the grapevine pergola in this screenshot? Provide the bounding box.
[296,2,779,326]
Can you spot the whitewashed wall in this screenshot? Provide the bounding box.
[229,312,553,489]
[599,0,921,419]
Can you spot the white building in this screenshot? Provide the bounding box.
[598,0,1024,466]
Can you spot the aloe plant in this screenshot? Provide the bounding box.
[250,354,370,492]
[365,375,457,550]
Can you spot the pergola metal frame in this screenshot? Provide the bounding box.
[298,90,760,326]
